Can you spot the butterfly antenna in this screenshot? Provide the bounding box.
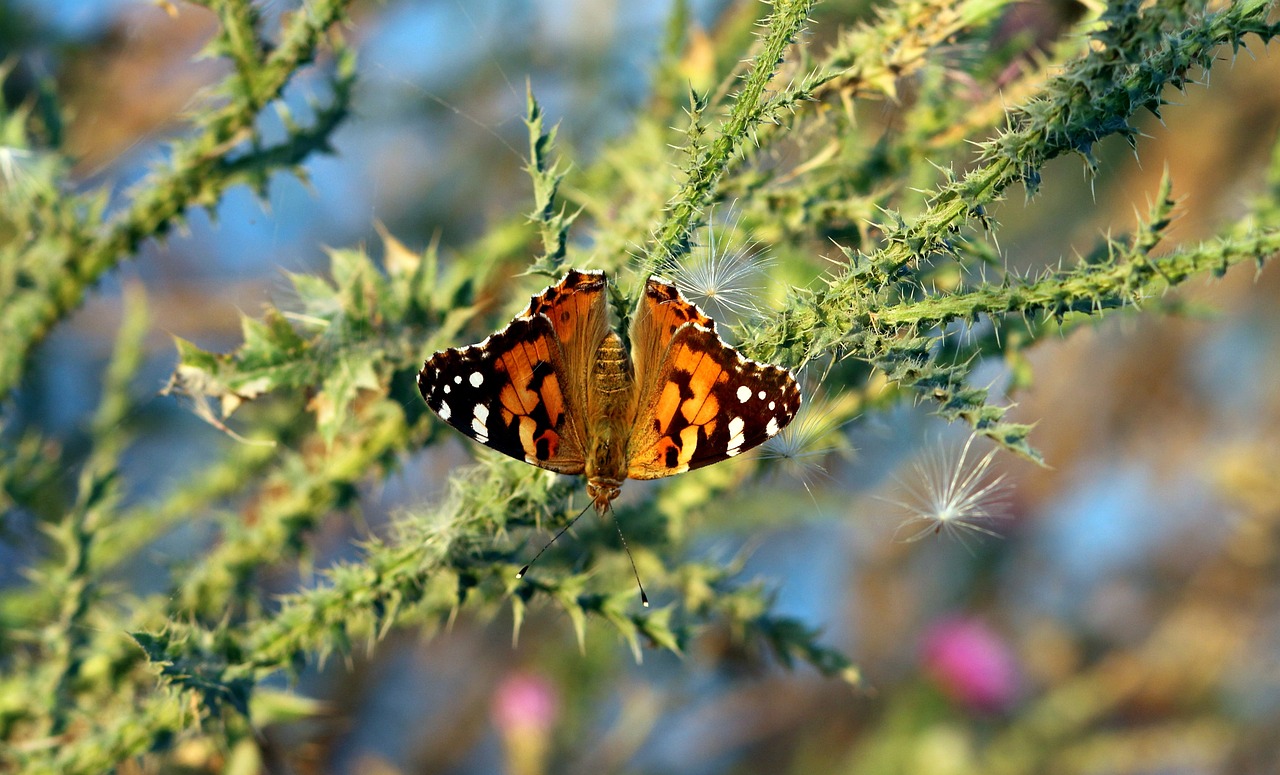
[517,501,593,580]
[608,503,649,607]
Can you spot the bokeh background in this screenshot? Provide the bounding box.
[4,0,1280,772]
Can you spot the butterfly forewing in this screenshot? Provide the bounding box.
[418,271,613,474]
[625,279,801,480]
[676,327,801,471]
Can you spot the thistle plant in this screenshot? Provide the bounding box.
[0,0,1278,771]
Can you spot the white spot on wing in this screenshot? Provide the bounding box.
[438,402,451,421]
[469,372,484,388]
[471,404,489,440]
[768,401,775,411]
[443,384,450,394]
[454,375,462,384]
[727,416,746,456]
[766,417,779,437]
[736,385,752,403]
[758,390,766,400]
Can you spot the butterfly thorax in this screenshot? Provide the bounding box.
[584,331,637,512]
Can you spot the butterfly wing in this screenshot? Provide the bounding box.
[418,270,610,474]
[628,275,717,403]
[625,277,801,480]
[521,269,611,413]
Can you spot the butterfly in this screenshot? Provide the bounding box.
[417,269,801,515]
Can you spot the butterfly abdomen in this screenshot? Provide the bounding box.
[585,332,637,510]
[590,333,633,396]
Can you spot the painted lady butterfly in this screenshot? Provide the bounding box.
[417,269,801,515]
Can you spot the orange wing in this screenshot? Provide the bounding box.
[418,270,610,473]
[625,277,801,480]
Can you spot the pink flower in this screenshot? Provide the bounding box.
[492,672,559,775]
[922,616,1019,713]
[492,672,559,736]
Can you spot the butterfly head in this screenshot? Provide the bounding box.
[586,476,623,514]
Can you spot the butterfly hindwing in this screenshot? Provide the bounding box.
[629,275,716,407]
[625,280,800,480]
